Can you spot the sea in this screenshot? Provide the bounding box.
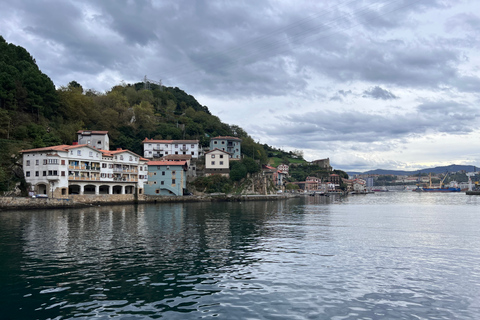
[1,192,480,319]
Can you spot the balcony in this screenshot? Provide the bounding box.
[68,176,100,181]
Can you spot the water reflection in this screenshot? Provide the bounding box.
[1,194,480,319]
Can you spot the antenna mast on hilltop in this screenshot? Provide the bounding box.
[143,75,163,91]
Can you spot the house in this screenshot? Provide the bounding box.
[21,144,147,198]
[329,173,342,187]
[142,138,200,159]
[160,154,196,177]
[262,165,277,182]
[77,130,109,150]
[204,148,230,177]
[144,161,188,196]
[209,136,242,160]
[277,164,289,186]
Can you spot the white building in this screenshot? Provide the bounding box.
[142,138,200,159]
[21,144,148,198]
[204,148,230,177]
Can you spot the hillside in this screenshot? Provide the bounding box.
[1,37,301,193]
[348,164,479,177]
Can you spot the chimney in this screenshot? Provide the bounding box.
[72,141,78,145]
[117,148,122,151]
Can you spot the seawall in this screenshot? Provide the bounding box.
[0,194,296,211]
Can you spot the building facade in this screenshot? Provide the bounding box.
[204,148,230,177]
[77,130,110,150]
[142,138,200,159]
[209,136,242,160]
[21,144,147,198]
[144,161,188,196]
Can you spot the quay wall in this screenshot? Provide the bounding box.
[0,194,295,211]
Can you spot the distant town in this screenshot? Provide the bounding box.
[19,130,480,202]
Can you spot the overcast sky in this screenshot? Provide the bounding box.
[2,0,480,172]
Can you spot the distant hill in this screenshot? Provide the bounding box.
[348,164,479,177]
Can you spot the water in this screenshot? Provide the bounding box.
[1,192,480,319]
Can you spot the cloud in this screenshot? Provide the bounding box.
[363,86,398,100]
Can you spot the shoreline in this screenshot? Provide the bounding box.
[0,193,300,211]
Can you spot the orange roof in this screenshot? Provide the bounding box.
[142,138,198,144]
[147,161,187,166]
[21,144,92,153]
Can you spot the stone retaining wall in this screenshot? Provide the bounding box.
[0,194,295,211]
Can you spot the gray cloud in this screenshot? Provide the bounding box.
[2,0,480,171]
[363,86,398,100]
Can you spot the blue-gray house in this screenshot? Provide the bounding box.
[145,161,188,196]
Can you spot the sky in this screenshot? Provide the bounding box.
[2,0,480,172]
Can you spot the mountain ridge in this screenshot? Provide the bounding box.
[347,164,479,176]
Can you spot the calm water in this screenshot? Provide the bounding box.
[1,193,480,319]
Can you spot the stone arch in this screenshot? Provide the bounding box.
[69,185,81,195]
[84,184,96,195]
[36,183,48,195]
[112,185,123,194]
[99,185,110,194]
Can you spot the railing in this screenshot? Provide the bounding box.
[68,176,100,181]
[68,165,100,170]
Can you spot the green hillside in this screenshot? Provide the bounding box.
[2,36,307,193]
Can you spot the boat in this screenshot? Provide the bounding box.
[421,172,461,192]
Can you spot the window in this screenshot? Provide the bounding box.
[154,181,157,184]
[26,160,30,166]
[162,171,165,176]
[191,152,194,155]
[220,161,224,165]
[120,156,124,160]
[211,155,215,159]
[43,171,46,176]
[165,152,168,155]
[139,166,143,171]
[175,151,178,155]
[156,189,160,194]
[35,171,39,177]
[97,141,101,145]
[89,151,93,157]
[214,141,217,144]
[129,156,133,161]
[175,144,178,148]
[211,161,215,165]
[221,141,225,144]
[161,181,164,185]
[172,179,175,185]
[191,144,194,148]
[220,155,224,159]
[43,159,47,165]
[172,171,176,175]
[36,160,39,165]
[102,163,107,168]
[77,150,81,156]
[61,160,65,165]
[61,171,65,176]
[157,166,161,170]
[26,171,30,177]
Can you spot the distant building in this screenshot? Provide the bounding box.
[209,136,242,160]
[205,148,231,177]
[77,130,109,150]
[142,138,200,159]
[21,144,147,197]
[160,154,196,177]
[311,158,332,171]
[145,161,188,196]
